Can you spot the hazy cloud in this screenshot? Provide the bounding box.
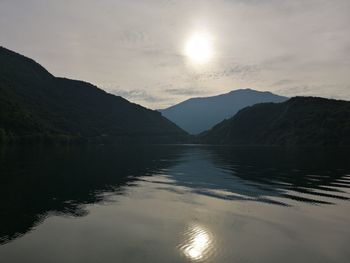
[165,88,204,96]
[1,0,349,108]
[109,89,167,104]
[271,79,294,87]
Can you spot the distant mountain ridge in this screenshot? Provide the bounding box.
[200,97,350,146]
[0,47,187,143]
[159,89,288,134]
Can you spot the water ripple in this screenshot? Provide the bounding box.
[179,224,216,262]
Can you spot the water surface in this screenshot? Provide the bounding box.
[0,145,350,262]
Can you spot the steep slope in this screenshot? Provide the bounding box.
[200,97,350,146]
[0,47,187,143]
[159,89,288,134]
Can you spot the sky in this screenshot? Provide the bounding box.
[1,0,350,109]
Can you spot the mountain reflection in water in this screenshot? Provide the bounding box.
[0,145,349,263]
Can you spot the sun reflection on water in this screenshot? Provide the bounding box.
[179,224,214,261]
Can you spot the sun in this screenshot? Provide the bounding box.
[184,32,213,64]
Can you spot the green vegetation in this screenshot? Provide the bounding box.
[0,47,187,144]
[2,46,349,147]
[200,97,350,146]
[159,88,287,134]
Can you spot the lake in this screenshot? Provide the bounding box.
[0,145,350,263]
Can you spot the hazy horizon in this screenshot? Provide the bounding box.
[1,0,349,109]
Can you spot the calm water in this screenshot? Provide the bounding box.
[0,145,350,263]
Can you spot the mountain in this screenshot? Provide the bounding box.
[0,47,187,144]
[200,97,350,146]
[159,89,288,134]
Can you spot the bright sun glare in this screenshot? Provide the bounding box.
[184,33,213,64]
[180,224,213,261]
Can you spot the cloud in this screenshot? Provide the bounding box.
[163,87,210,96]
[109,89,167,103]
[164,88,204,96]
[185,63,260,83]
[117,29,152,47]
[271,79,294,87]
[1,0,350,108]
[275,84,350,100]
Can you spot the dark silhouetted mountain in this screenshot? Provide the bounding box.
[200,97,350,146]
[159,89,288,134]
[0,47,187,143]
